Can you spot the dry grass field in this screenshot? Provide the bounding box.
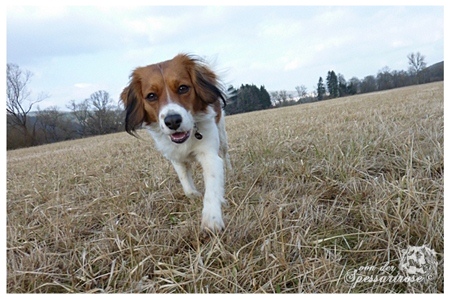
[7,82,443,293]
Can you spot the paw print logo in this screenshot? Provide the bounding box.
[399,245,438,281]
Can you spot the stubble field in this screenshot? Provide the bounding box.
[7,82,443,293]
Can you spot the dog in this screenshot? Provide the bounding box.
[120,54,231,232]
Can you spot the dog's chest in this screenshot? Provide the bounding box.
[147,128,198,162]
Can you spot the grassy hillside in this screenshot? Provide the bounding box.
[7,82,443,293]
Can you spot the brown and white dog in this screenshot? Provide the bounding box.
[120,54,230,232]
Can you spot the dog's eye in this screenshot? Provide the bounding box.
[178,85,190,94]
[146,93,157,101]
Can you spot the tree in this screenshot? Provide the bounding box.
[67,99,91,137]
[6,63,48,146]
[377,66,394,90]
[86,90,121,135]
[270,90,288,107]
[337,73,347,97]
[317,77,326,101]
[237,85,257,112]
[224,84,271,115]
[360,75,377,94]
[259,85,272,110]
[391,70,411,88]
[68,91,123,137]
[35,106,73,143]
[295,85,308,103]
[326,70,339,98]
[407,52,427,84]
[348,77,360,95]
[224,85,238,115]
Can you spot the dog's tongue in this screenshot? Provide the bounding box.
[170,131,190,143]
[172,132,186,138]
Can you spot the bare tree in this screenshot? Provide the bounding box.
[68,91,124,137]
[360,75,377,93]
[270,90,288,107]
[407,52,427,84]
[6,63,48,146]
[67,99,91,137]
[295,85,307,100]
[376,66,394,90]
[36,106,73,143]
[87,90,123,135]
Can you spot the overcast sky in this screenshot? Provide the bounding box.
[6,2,444,110]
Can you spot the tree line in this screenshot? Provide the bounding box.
[315,52,442,102]
[228,52,442,111]
[6,52,443,149]
[7,64,124,149]
[224,84,272,115]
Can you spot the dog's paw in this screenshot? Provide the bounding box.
[201,209,225,233]
[184,189,202,199]
[225,156,233,173]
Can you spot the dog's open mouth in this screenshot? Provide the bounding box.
[170,131,191,144]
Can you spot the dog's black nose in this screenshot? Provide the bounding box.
[164,114,182,130]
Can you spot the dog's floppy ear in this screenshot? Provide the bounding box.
[120,79,146,136]
[191,58,227,107]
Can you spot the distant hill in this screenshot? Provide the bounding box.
[421,61,443,82]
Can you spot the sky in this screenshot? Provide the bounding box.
[6,1,445,110]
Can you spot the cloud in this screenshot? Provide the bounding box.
[312,7,348,27]
[74,83,93,89]
[7,6,241,65]
[6,6,444,110]
[284,58,302,71]
[7,7,140,63]
[123,14,190,44]
[16,5,69,20]
[258,18,304,40]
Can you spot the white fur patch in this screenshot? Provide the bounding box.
[145,105,230,232]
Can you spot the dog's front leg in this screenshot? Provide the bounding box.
[172,161,202,199]
[198,154,225,232]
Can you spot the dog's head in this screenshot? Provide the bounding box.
[120,54,226,143]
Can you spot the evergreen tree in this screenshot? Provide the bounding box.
[224,84,272,115]
[326,70,339,98]
[259,85,272,109]
[317,77,326,101]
